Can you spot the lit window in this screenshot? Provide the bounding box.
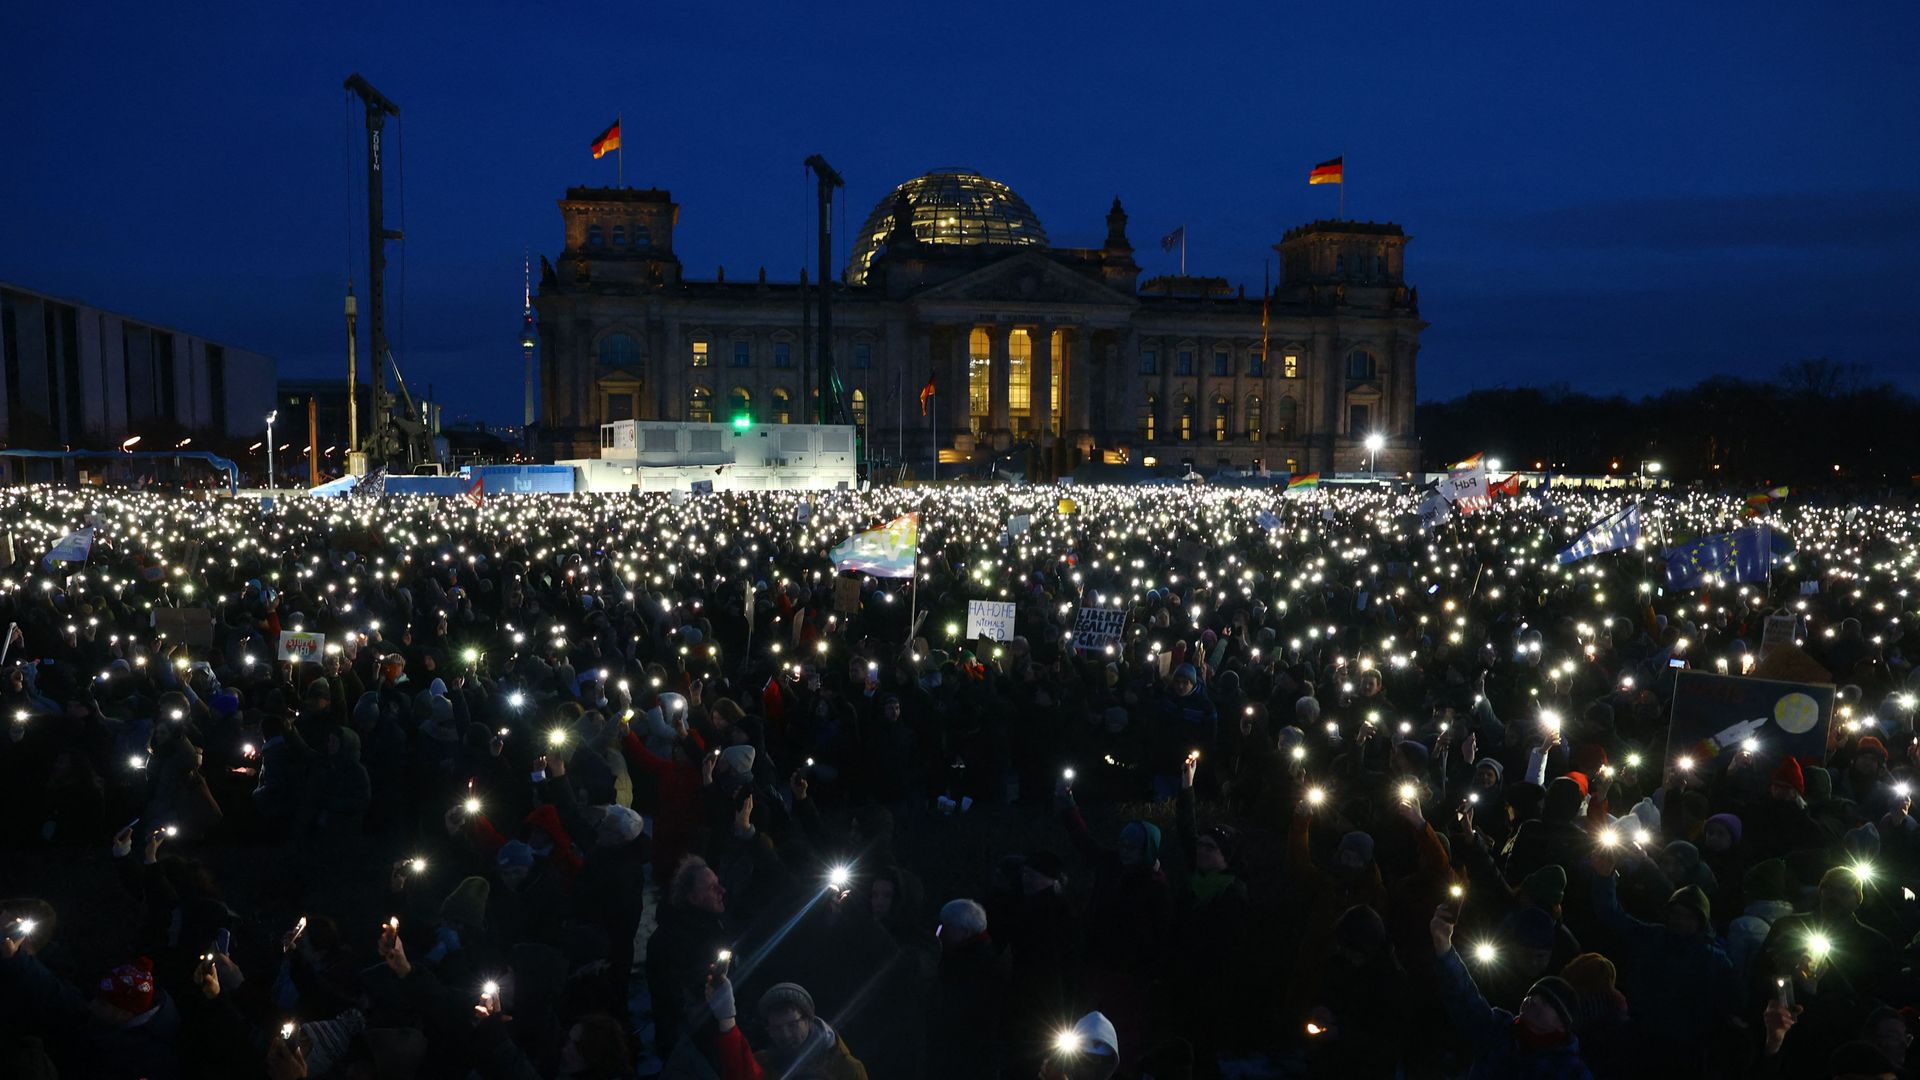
[729,386,751,420]
[689,385,713,423]
[1008,329,1031,426]
[1141,349,1159,375]
[1139,393,1158,443]
[733,341,751,367]
[854,343,872,369]
[1246,395,1263,441]
[1178,394,1194,441]
[773,341,792,369]
[1284,353,1299,379]
[772,388,793,423]
[968,327,990,434]
[691,340,709,367]
[1212,395,1230,442]
[852,388,867,428]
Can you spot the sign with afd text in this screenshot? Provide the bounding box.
[277,631,326,663]
[966,600,1017,641]
[1662,670,1834,790]
[1070,606,1128,653]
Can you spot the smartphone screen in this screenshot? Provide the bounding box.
[1669,658,1687,669]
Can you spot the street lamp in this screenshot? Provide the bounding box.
[1364,432,1385,477]
[119,435,141,451]
[1640,460,1662,488]
[265,411,278,492]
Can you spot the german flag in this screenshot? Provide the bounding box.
[1309,156,1344,185]
[590,119,621,160]
[919,374,936,416]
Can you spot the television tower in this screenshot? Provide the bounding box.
[519,250,537,448]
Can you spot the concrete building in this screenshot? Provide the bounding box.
[0,283,277,449]
[532,169,1424,476]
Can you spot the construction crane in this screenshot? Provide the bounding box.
[344,73,436,473]
[803,155,850,429]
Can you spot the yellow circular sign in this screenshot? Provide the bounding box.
[1773,692,1820,735]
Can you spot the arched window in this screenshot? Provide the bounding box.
[1139,393,1158,443]
[1212,395,1230,442]
[597,332,640,369]
[689,385,713,423]
[772,388,793,424]
[852,388,867,429]
[968,327,990,434]
[632,225,651,250]
[728,386,751,422]
[1178,394,1195,441]
[1008,329,1031,429]
[1274,396,1298,440]
[1246,395,1263,442]
[1346,350,1377,380]
[611,225,626,247]
[587,225,604,248]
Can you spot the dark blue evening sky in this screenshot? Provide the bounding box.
[5,2,1916,424]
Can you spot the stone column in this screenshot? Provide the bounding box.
[1030,323,1053,440]
[988,323,1011,450]
[1066,326,1093,438]
[946,327,974,456]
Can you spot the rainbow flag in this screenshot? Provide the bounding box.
[1286,472,1321,493]
[830,513,919,578]
[1452,452,1484,470]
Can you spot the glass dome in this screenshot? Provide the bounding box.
[847,168,1048,284]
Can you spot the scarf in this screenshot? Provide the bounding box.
[1512,1017,1574,1054]
[1190,870,1237,905]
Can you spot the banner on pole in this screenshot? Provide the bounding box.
[1662,671,1834,792]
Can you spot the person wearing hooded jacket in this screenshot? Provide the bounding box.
[1588,846,1737,1072]
[1167,751,1253,1071]
[706,977,868,1080]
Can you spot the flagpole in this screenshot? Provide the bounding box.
[616,112,623,188]
[931,385,938,483]
[1339,166,1345,219]
[1180,230,1187,276]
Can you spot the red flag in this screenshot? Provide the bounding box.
[1491,474,1520,498]
[590,119,621,160]
[919,374,936,416]
[465,476,485,508]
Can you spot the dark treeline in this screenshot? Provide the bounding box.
[1418,359,1920,485]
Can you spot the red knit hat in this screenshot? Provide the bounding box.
[96,957,155,1015]
[1772,757,1806,795]
[1564,771,1591,797]
[1857,737,1889,762]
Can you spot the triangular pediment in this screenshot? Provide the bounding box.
[907,251,1134,307]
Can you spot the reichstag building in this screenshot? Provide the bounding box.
[531,168,1423,477]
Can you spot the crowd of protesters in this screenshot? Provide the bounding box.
[0,481,1917,1079]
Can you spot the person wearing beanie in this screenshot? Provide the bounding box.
[1430,905,1592,1076]
[1743,756,1829,862]
[1041,1011,1120,1080]
[1167,755,1252,1069]
[1842,736,1895,805]
[1590,841,1736,1070]
[927,898,1010,1080]
[1699,812,1745,899]
[1761,866,1899,1000]
[0,948,183,1080]
[1151,660,1217,801]
[1506,777,1592,886]
[1657,840,1719,895]
[704,976,869,1080]
[1520,864,1569,910]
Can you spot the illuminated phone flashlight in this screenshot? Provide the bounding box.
[463,797,482,815]
[1850,861,1876,884]
[1599,764,1615,778]
[1807,932,1831,961]
[1054,1029,1083,1054]
[387,915,401,933]
[1397,782,1418,804]
[716,948,732,964]
[1676,755,1695,773]
[827,865,852,890]
[507,692,525,709]
[1740,737,1759,755]
[547,728,568,748]
[1187,749,1202,764]
[1632,827,1652,846]
[1062,767,1076,781]
[14,918,37,936]
[1306,786,1327,807]
[1290,744,1307,761]
[1305,1022,1325,1036]
[1324,720,1339,736]
[1467,791,1481,805]
[1448,883,1465,900]
[1471,941,1498,964]
[129,755,147,770]
[1897,782,1912,799]
[409,857,427,873]
[163,825,179,838]
[496,728,510,738]
[280,1021,297,1040]
[462,648,480,664]
[1598,828,1621,848]
[1398,721,1412,735]
[1540,710,1561,734]
[482,979,500,998]
[1626,752,1643,769]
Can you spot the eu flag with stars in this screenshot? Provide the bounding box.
[1663,525,1772,589]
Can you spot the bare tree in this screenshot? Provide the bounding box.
[1776,358,1869,398]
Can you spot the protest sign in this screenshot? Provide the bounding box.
[795,501,812,524]
[690,480,714,496]
[832,575,863,614]
[965,600,1016,641]
[277,631,326,663]
[1007,514,1031,537]
[153,607,215,647]
[1663,670,1834,790]
[1761,614,1799,652]
[1070,606,1127,653]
